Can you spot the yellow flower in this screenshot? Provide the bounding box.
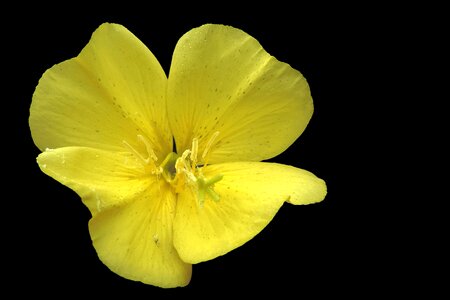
[29,23,327,288]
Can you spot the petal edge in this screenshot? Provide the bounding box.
[173,161,326,264]
[167,24,313,163]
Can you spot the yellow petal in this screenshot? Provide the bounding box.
[167,24,313,163]
[89,181,192,288]
[30,23,172,158]
[173,162,326,264]
[37,147,151,216]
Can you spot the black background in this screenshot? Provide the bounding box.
[5,6,426,298]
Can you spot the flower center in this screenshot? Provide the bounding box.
[169,132,223,207]
[123,132,223,207]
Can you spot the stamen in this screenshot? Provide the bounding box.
[122,140,149,164]
[202,131,220,163]
[137,134,158,162]
[183,169,198,184]
[190,137,199,167]
[122,135,158,170]
[180,149,191,166]
[175,151,197,182]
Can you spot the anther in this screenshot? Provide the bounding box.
[190,137,199,167]
[175,151,197,183]
[180,149,191,166]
